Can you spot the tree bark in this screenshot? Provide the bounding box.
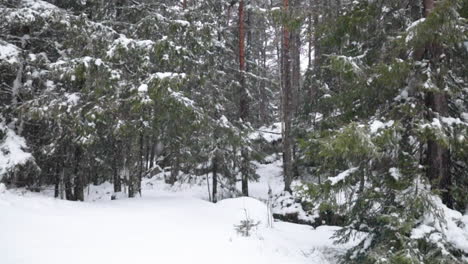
[169,151,179,185]
[239,0,249,196]
[73,147,84,201]
[60,167,65,200]
[113,154,121,193]
[423,0,435,17]
[149,139,156,169]
[212,156,218,203]
[423,0,452,208]
[239,0,248,120]
[64,169,74,201]
[138,132,143,196]
[307,11,312,69]
[54,161,59,198]
[145,135,150,170]
[260,30,268,124]
[282,0,293,193]
[290,0,301,114]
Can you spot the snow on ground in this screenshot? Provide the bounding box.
[249,122,282,143]
[0,156,358,264]
[246,157,284,200]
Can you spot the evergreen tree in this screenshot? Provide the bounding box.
[300,0,468,262]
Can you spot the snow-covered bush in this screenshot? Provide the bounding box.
[0,120,35,183]
[271,191,317,226]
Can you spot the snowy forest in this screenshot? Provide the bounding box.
[1,0,468,263]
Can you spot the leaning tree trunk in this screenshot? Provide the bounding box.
[282,0,293,193]
[239,0,249,196]
[423,0,452,208]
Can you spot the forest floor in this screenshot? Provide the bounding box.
[0,157,359,264]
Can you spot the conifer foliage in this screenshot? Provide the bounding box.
[300,0,468,262]
[0,0,271,199]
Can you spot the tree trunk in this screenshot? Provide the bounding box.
[138,132,143,196]
[239,0,249,196]
[241,152,249,196]
[113,155,121,193]
[423,0,435,17]
[307,11,312,69]
[423,0,452,208]
[54,162,59,198]
[239,0,248,121]
[145,135,150,170]
[282,0,293,193]
[169,152,179,185]
[128,166,135,198]
[212,156,218,203]
[64,169,74,201]
[290,0,301,114]
[73,147,84,201]
[59,167,65,200]
[260,30,268,124]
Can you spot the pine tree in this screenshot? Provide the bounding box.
[299,0,468,262]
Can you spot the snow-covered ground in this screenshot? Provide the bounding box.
[0,158,358,264]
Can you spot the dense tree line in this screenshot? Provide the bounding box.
[1,0,280,200]
[1,0,468,262]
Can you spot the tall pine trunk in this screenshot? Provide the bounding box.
[291,0,301,114]
[239,0,249,196]
[282,0,293,193]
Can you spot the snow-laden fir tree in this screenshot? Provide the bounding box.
[299,0,468,262]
